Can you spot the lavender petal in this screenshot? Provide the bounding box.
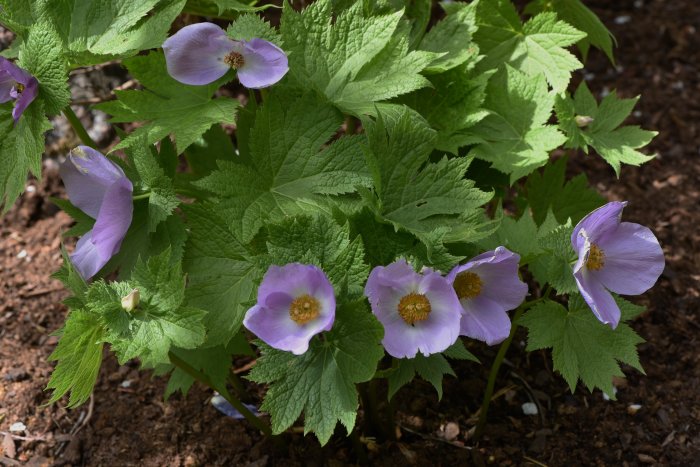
[459,296,511,345]
[211,394,259,420]
[237,38,289,89]
[594,222,665,295]
[571,201,627,250]
[0,72,15,102]
[91,176,134,261]
[163,22,235,85]
[574,269,621,329]
[11,76,38,122]
[59,146,128,218]
[243,264,336,355]
[70,231,105,279]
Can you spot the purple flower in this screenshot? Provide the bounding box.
[162,22,288,89]
[572,201,665,329]
[446,247,527,346]
[59,146,133,280]
[364,260,462,359]
[243,263,336,355]
[0,57,38,123]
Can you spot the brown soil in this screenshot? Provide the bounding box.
[1,0,699,465]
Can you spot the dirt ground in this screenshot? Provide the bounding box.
[1,0,699,465]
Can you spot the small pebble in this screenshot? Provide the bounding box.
[627,404,642,415]
[25,185,36,193]
[522,402,538,416]
[442,422,460,441]
[16,250,27,259]
[9,422,26,432]
[120,380,132,388]
[614,15,631,25]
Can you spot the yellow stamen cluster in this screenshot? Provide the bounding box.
[224,51,245,69]
[289,294,320,324]
[398,293,431,325]
[586,244,605,270]
[453,271,483,300]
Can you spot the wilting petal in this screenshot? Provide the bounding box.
[594,222,665,295]
[59,146,127,218]
[91,177,134,260]
[460,296,511,345]
[574,269,621,328]
[70,231,105,280]
[243,263,336,355]
[237,39,289,89]
[571,201,627,250]
[163,22,235,85]
[11,76,38,122]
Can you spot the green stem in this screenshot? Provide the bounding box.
[63,106,98,149]
[248,88,258,110]
[168,352,272,436]
[132,192,151,201]
[473,306,525,440]
[227,370,250,401]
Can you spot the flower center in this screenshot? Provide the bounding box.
[289,294,320,324]
[586,244,605,271]
[453,271,483,300]
[397,293,431,325]
[224,51,245,69]
[15,82,24,94]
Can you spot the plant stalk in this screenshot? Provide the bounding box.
[63,106,98,149]
[168,351,272,436]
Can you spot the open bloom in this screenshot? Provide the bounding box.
[0,57,38,123]
[162,22,288,89]
[446,247,527,345]
[572,201,664,329]
[243,263,336,355]
[364,260,462,359]
[59,146,133,280]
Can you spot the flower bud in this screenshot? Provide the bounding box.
[575,115,594,128]
[121,289,140,312]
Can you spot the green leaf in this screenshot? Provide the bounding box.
[363,107,491,238]
[387,353,455,400]
[400,66,491,154]
[227,13,281,42]
[443,339,480,362]
[419,3,479,73]
[474,0,586,92]
[524,156,605,225]
[51,197,95,237]
[265,215,369,299]
[96,51,239,153]
[249,301,384,445]
[128,142,179,232]
[520,296,644,396]
[100,250,207,366]
[46,309,104,408]
[281,0,434,115]
[104,203,187,279]
[29,0,186,66]
[468,65,566,182]
[164,336,251,399]
[17,22,70,116]
[183,203,258,347]
[556,82,657,175]
[183,124,236,177]
[0,102,52,213]
[52,247,89,309]
[196,91,370,243]
[529,218,578,294]
[526,0,615,62]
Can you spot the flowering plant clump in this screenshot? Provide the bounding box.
[0,0,665,445]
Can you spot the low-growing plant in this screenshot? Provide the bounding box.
[0,0,664,445]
